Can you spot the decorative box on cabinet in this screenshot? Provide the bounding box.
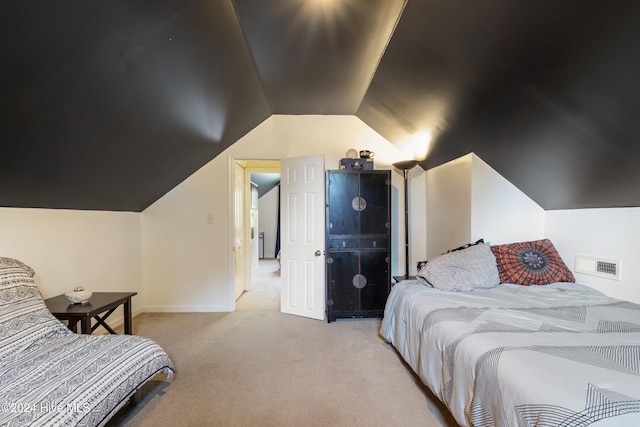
[325,170,391,323]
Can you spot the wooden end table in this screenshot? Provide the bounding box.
[44,292,137,335]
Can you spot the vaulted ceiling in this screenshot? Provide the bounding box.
[2,0,639,211]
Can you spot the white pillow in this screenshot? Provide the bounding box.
[418,243,500,291]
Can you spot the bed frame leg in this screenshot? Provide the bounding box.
[130,389,142,406]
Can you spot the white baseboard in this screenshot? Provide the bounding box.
[139,304,232,313]
[90,305,231,334]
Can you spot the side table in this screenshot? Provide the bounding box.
[44,292,137,335]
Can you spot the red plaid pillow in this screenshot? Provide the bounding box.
[490,239,575,285]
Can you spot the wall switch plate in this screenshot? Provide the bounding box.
[207,213,215,224]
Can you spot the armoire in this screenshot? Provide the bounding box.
[325,169,391,322]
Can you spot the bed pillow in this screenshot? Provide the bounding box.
[418,243,500,291]
[444,238,485,254]
[0,256,35,277]
[490,239,575,285]
[415,239,486,273]
[0,257,69,358]
[0,257,40,305]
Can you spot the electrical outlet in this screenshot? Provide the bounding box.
[207,213,215,224]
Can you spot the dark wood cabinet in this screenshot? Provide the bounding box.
[326,170,391,322]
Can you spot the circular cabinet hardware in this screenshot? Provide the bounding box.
[315,250,322,257]
[351,196,367,212]
[327,257,333,264]
[352,274,367,289]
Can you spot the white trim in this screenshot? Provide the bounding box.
[227,155,237,312]
[243,164,281,291]
[140,305,232,313]
[227,155,283,312]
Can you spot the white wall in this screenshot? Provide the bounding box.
[471,154,545,244]
[141,115,414,312]
[424,153,640,305]
[546,208,640,304]
[0,207,142,313]
[258,185,279,259]
[408,168,427,275]
[250,208,259,271]
[140,156,232,312]
[425,153,545,258]
[425,155,473,258]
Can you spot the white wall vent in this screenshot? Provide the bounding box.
[574,255,621,281]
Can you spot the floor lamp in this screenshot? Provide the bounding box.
[393,160,420,279]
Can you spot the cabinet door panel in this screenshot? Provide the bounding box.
[329,236,359,250]
[327,173,358,235]
[359,173,390,235]
[359,236,388,249]
[328,252,359,313]
[360,251,389,312]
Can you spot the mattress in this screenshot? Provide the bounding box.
[380,280,640,427]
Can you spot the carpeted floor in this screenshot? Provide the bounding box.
[107,260,457,427]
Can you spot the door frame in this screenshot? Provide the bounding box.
[227,156,281,311]
[233,161,248,301]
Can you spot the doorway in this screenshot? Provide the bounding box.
[230,155,326,320]
[231,159,281,310]
[236,259,281,311]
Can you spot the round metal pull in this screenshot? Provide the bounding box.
[315,250,322,257]
[352,274,367,289]
[352,196,367,212]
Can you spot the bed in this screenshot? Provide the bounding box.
[380,239,640,427]
[0,257,174,427]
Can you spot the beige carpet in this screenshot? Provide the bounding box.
[107,260,458,427]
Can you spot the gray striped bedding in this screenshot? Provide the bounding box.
[381,279,640,426]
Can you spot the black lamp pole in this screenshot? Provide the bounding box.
[393,160,419,279]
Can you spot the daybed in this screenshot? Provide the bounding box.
[381,239,640,427]
[0,257,174,427]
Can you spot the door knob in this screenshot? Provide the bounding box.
[315,250,322,257]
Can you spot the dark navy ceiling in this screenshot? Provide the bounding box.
[2,0,639,211]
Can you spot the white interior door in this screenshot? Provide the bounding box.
[233,162,246,300]
[280,154,326,320]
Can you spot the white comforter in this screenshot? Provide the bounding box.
[380,280,640,427]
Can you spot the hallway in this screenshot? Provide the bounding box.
[237,259,281,311]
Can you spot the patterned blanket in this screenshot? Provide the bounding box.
[0,258,174,427]
[381,280,640,427]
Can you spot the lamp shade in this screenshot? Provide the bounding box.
[392,160,419,172]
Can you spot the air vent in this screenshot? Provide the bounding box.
[596,260,617,276]
[575,255,621,281]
